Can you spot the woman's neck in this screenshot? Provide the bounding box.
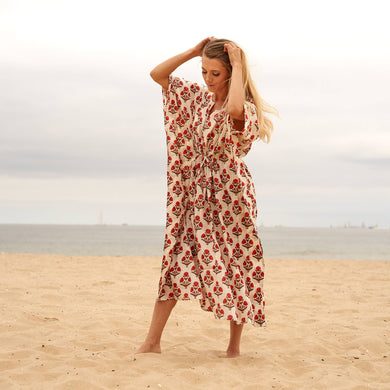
[212,89,228,109]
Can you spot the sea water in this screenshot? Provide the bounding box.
[0,224,389,261]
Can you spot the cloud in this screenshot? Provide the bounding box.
[0,62,167,178]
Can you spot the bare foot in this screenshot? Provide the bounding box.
[226,348,240,358]
[134,341,161,355]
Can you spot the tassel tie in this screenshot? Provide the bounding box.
[193,153,214,202]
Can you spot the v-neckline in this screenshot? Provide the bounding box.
[209,96,224,115]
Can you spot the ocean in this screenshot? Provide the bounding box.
[0,224,389,261]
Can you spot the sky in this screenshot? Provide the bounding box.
[0,0,389,227]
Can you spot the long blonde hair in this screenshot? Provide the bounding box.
[203,39,279,143]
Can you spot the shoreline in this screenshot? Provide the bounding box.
[1,253,389,389]
[1,252,389,262]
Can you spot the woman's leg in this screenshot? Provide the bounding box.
[226,321,244,358]
[135,299,177,354]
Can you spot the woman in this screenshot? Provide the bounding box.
[136,37,277,358]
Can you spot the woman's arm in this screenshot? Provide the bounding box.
[150,38,214,90]
[225,43,245,121]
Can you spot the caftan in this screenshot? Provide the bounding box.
[157,75,266,327]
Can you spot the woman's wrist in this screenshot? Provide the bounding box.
[188,46,202,58]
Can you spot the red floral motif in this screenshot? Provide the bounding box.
[171,202,182,217]
[201,228,213,244]
[170,262,181,277]
[221,274,231,287]
[173,242,183,255]
[229,178,243,194]
[253,287,263,304]
[222,190,232,205]
[229,160,238,173]
[172,181,182,195]
[223,293,235,309]
[252,266,264,282]
[183,229,195,245]
[206,292,216,308]
[226,264,233,279]
[241,212,253,228]
[212,211,221,226]
[237,295,248,312]
[203,270,214,286]
[215,231,224,246]
[183,146,194,160]
[242,234,254,248]
[170,223,181,238]
[190,84,200,94]
[190,281,202,297]
[171,160,181,176]
[210,159,220,172]
[193,215,203,230]
[252,244,263,259]
[222,210,234,226]
[212,177,223,192]
[212,260,223,274]
[232,223,242,237]
[220,169,230,183]
[232,200,242,215]
[180,272,191,288]
[183,128,192,140]
[245,276,254,292]
[163,236,171,250]
[180,86,191,101]
[181,251,193,266]
[215,305,225,319]
[172,283,181,297]
[194,194,205,210]
[243,256,253,271]
[170,142,179,155]
[233,244,243,259]
[182,166,191,180]
[234,273,244,289]
[213,282,224,296]
[202,208,213,223]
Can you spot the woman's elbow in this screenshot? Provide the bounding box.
[150,68,158,82]
[150,69,169,89]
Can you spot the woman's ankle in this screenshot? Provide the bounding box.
[135,339,161,354]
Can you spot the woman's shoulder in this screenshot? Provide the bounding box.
[165,75,209,106]
[168,75,207,94]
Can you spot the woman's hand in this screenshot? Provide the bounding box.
[193,37,215,56]
[150,38,215,89]
[224,42,242,68]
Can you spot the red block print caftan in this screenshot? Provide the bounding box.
[158,75,266,327]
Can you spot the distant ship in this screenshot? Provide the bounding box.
[97,211,106,226]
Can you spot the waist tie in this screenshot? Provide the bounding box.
[194,154,213,201]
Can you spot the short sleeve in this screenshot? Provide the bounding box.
[228,101,260,157]
[162,75,205,116]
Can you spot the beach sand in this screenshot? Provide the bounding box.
[0,253,389,389]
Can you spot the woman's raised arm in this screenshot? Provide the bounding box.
[150,38,214,90]
[225,42,245,121]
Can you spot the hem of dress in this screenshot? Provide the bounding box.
[155,296,266,328]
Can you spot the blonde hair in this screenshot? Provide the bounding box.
[203,39,279,143]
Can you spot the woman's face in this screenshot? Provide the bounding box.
[201,56,230,95]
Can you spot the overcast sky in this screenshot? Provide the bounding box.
[0,0,389,227]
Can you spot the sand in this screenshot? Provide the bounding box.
[0,253,389,389]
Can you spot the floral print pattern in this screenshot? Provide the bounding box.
[157,75,265,327]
